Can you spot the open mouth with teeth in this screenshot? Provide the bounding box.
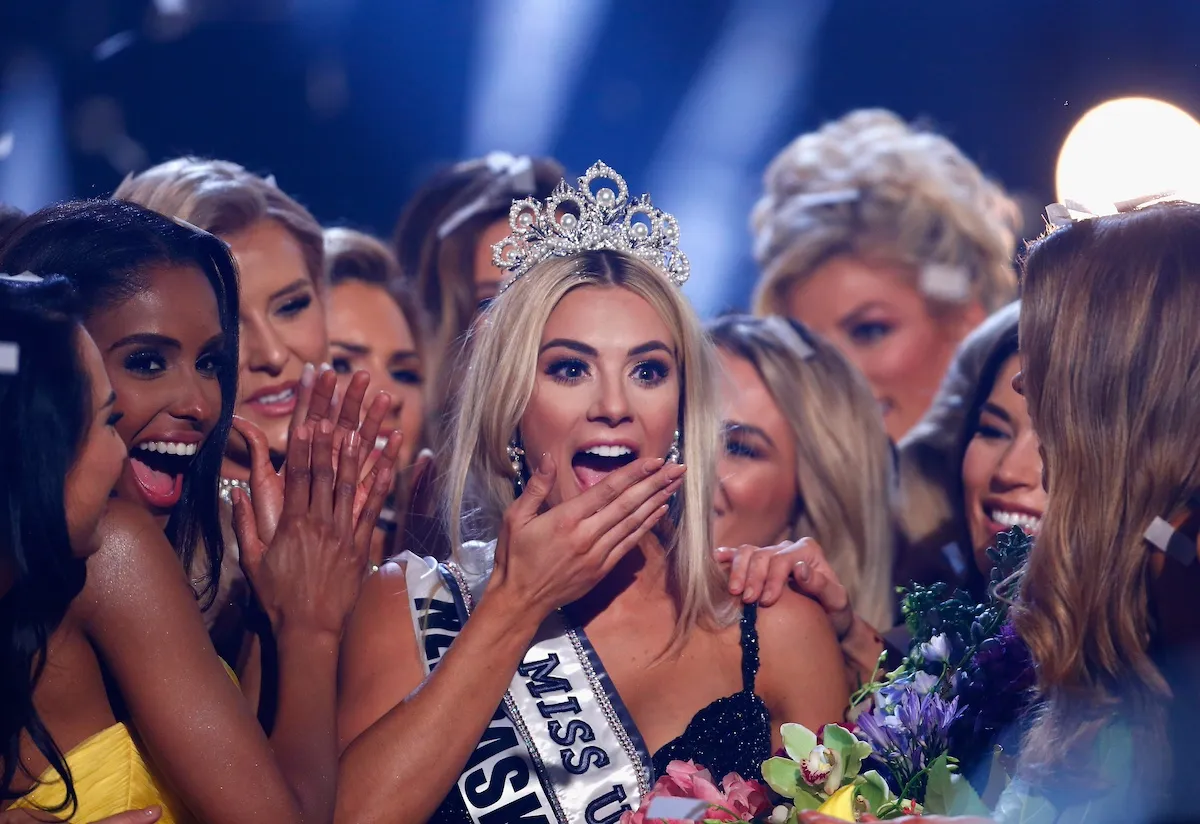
[987,507,1042,535]
[127,440,200,509]
[571,444,638,491]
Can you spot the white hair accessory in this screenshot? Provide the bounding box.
[0,271,44,283]
[436,152,539,240]
[492,160,689,293]
[919,262,972,302]
[1046,191,1178,228]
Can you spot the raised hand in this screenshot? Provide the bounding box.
[231,417,388,638]
[487,454,686,616]
[231,365,402,552]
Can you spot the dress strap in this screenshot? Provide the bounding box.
[739,603,761,692]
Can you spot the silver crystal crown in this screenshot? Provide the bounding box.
[491,160,689,293]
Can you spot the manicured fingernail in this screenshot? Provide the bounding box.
[643,457,664,473]
[418,448,434,460]
[319,362,333,373]
[666,463,686,479]
[300,362,315,387]
[145,806,162,817]
[795,560,811,582]
[348,431,360,451]
[320,419,333,435]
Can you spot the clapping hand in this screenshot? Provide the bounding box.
[231,411,395,638]
[231,365,403,553]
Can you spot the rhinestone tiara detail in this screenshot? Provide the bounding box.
[491,160,689,293]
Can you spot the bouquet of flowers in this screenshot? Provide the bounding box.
[761,526,1036,822]
[622,527,1036,823]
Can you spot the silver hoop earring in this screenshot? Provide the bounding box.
[507,439,527,496]
[666,429,681,464]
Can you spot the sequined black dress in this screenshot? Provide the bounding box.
[428,605,771,824]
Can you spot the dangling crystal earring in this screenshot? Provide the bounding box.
[507,438,527,496]
[666,429,681,464]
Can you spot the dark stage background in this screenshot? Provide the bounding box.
[3,0,1199,314]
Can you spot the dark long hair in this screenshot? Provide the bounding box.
[0,199,241,606]
[0,277,90,814]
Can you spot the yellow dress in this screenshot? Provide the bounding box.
[7,722,197,824]
[7,661,239,823]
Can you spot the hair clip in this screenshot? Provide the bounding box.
[437,153,538,240]
[0,271,44,283]
[1143,493,1200,566]
[920,262,972,302]
[1046,191,1179,228]
[0,341,18,375]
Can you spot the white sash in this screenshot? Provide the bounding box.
[400,550,650,824]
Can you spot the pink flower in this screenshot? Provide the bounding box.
[619,761,772,824]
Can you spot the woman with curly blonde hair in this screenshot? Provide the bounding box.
[752,109,1021,441]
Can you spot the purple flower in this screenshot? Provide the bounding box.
[857,685,960,795]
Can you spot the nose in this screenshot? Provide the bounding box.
[170,370,218,425]
[587,372,633,427]
[993,430,1042,490]
[240,312,289,376]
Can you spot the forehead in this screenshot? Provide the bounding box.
[327,280,415,350]
[541,285,674,350]
[87,264,221,343]
[225,219,312,296]
[716,349,787,428]
[790,255,925,319]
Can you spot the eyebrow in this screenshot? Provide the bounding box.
[539,338,675,358]
[102,391,117,409]
[330,341,421,362]
[980,401,1012,424]
[271,278,312,301]
[108,332,180,352]
[724,421,776,449]
[840,301,892,324]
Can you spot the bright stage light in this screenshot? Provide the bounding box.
[1055,97,1200,211]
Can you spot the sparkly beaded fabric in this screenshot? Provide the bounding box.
[428,606,770,824]
[650,604,771,782]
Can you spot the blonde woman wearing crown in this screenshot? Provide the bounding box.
[335,164,846,824]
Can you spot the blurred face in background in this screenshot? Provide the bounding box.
[712,349,798,549]
[785,254,982,441]
[326,279,425,472]
[472,219,512,312]
[224,219,328,470]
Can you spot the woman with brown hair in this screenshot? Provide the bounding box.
[323,227,430,562]
[1007,202,1200,821]
[751,109,1021,442]
[393,153,565,439]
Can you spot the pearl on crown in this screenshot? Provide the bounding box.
[517,211,534,228]
[560,213,578,230]
[630,222,650,240]
[596,187,616,208]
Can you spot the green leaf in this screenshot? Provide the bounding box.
[856,771,894,813]
[790,789,824,812]
[821,724,863,776]
[761,757,804,797]
[780,723,818,762]
[923,753,955,814]
[924,754,990,817]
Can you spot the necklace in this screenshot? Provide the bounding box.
[218,477,251,505]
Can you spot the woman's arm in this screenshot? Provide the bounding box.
[75,501,322,824]
[335,562,545,824]
[336,455,685,824]
[755,587,851,736]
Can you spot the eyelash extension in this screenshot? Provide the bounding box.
[631,359,670,386]
[124,349,166,375]
[546,357,589,385]
[277,293,313,317]
[391,369,423,386]
[724,439,760,459]
[107,411,124,427]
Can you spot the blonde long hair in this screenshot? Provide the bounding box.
[1016,203,1200,778]
[444,250,730,635]
[708,315,896,630]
